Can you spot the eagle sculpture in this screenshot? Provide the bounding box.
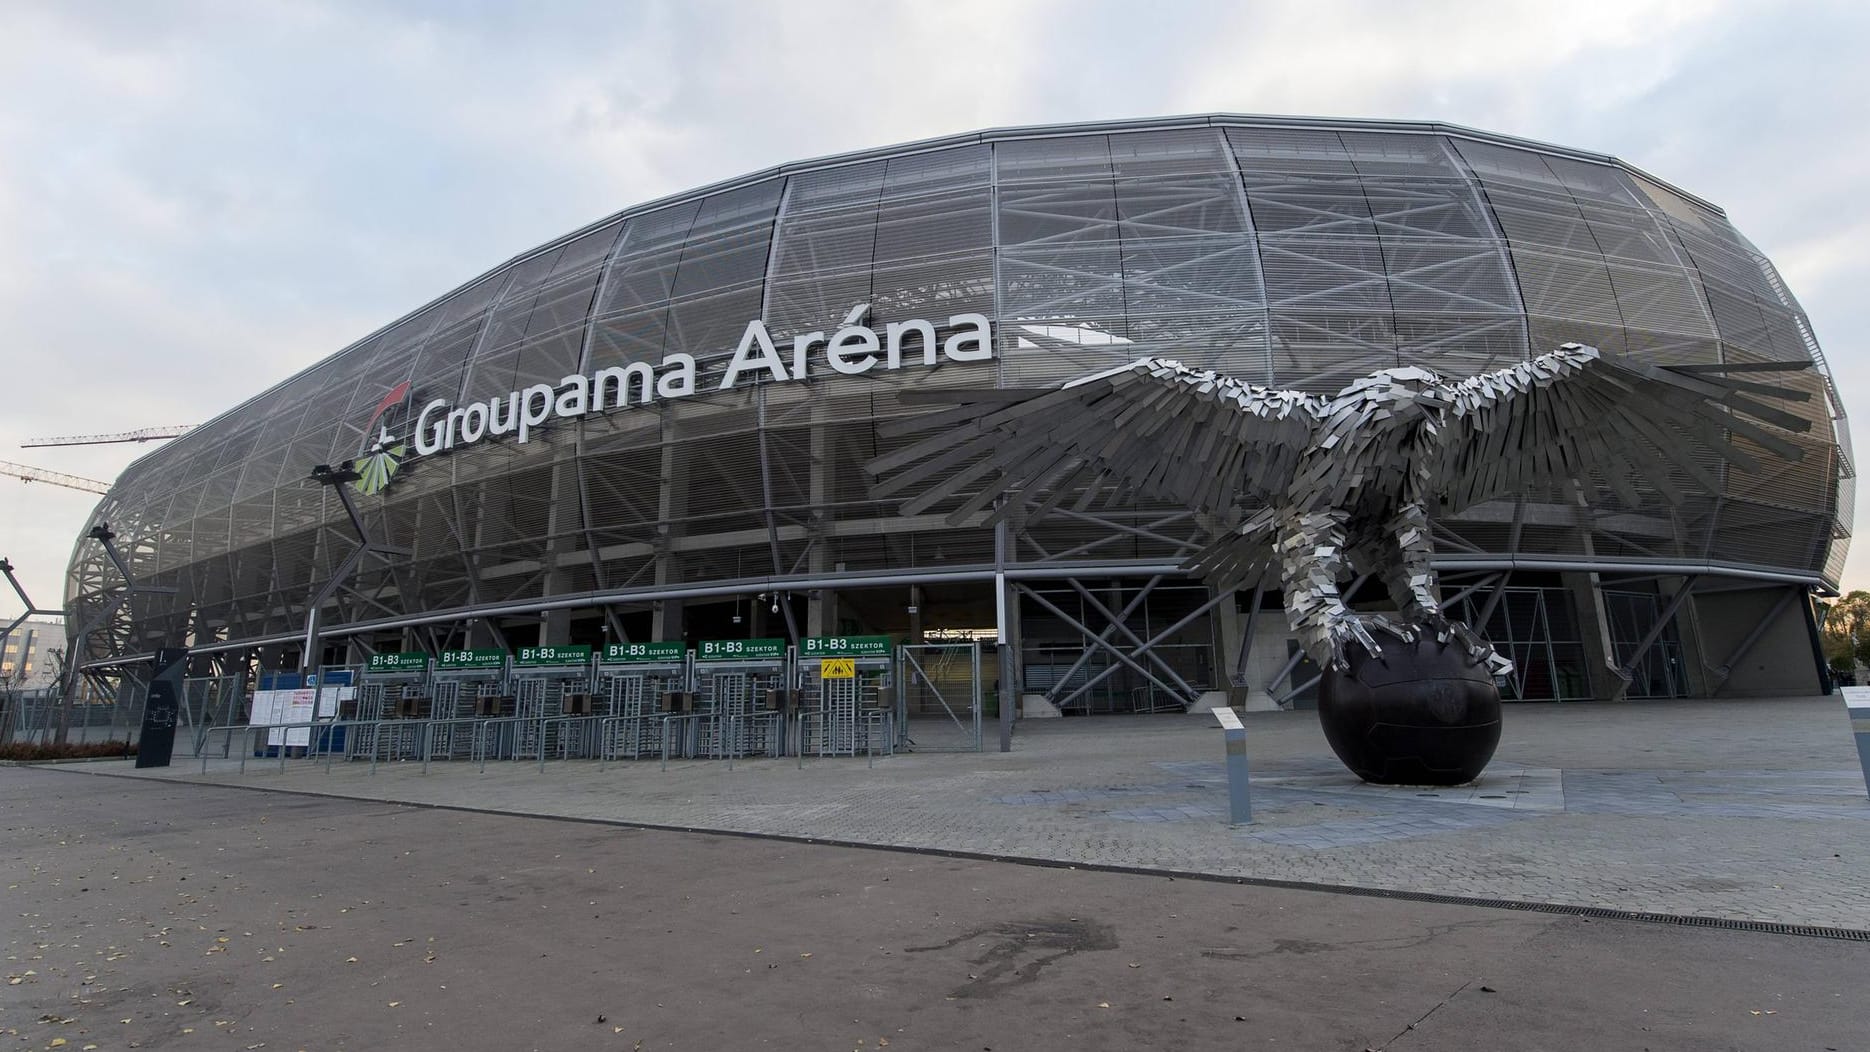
[869,344,1814,675]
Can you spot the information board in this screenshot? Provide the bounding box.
[515,644,593,667]
[602,641,688,664]
[800,635,892,659]
[697,638,787,661]
[366,652,430,674]
[251,688,315,747]
[437,649,507,671]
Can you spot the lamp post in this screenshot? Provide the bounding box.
[301,464,410,674]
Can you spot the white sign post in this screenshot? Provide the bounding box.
[1840,686,1870,799]
[1213,707,1251,824]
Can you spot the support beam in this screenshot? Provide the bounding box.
[755,386,801,647]
[302,466,412,672]
[1066,579,1204,701]
[1041,577,1162,705]
[1263,647,1307,701]
[1054,589,1228,711]
[1802,588,1835,696]
[1230,583,1264,687]
[0,557,60,661]
[1616,576,1701,685]
[994,513,1013,752]
[1272,671,1323,709]
[1709,587,1800,696]
[1016,584,1200,707]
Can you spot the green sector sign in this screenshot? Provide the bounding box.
[800,635,893,659]
[515,644,593,667]
[603,641,688,664]
[437,649,507,671]
[366,652,429,674]
[697,638,787,661]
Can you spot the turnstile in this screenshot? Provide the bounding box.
[509,646,596,759]
[428,651,510,760]
[692,639,790,758]
[798,637,895,757]
[354,653,431,761]
[595,642,691,759]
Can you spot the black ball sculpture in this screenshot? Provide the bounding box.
[1317,636,1503,785]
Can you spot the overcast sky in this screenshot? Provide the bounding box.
[1,0,1866,620]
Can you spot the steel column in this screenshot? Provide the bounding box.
[1041,577,1162,704]
[1016,584,1199,707]
[1616,576,1701,684]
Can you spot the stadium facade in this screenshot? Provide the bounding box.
[66,115,1851,712]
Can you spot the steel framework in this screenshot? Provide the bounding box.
[58,116,1845,702]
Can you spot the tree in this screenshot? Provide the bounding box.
[1819,591,1870,672]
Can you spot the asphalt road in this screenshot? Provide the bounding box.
[2,766,1864,1052]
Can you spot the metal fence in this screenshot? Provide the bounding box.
[896,642,983,752]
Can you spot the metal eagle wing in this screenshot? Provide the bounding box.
[866,357,1324,525]
[1431,343,1816,513]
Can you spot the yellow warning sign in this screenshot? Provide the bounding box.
[820,657,857,679]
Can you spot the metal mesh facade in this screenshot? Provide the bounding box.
[65,116,1851,662]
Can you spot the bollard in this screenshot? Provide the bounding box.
[1213,707,1251,824]
[1842,686,1870,798]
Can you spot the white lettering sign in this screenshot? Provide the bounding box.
[400,305,991,465]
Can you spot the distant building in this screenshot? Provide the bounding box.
[2,619,63,690]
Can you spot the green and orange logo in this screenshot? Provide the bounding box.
[351,381,411,495]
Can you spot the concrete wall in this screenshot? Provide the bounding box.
[1692,586,1822,697]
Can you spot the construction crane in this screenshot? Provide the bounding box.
[0,460,111,495]
[22,425,195,448]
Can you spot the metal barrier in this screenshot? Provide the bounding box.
[183,706,899,777]
[896,642,984,752]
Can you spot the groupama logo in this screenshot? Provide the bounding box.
[346,305,994,496]
[351,380,411,496]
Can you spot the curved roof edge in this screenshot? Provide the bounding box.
[115,112,1728,483]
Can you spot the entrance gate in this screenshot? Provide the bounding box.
[356,653,431,761]
[693,639,788,758]
[896,642,983,753]
[595,642,690,759]
[799,636,895,757]
[509,645,596,759]
[429,649,509,760]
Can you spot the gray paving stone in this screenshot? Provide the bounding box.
[75,695,1870,931]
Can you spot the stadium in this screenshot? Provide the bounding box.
[59,114,1850,739]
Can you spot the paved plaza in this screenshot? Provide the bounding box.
[54,696,1870,933]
